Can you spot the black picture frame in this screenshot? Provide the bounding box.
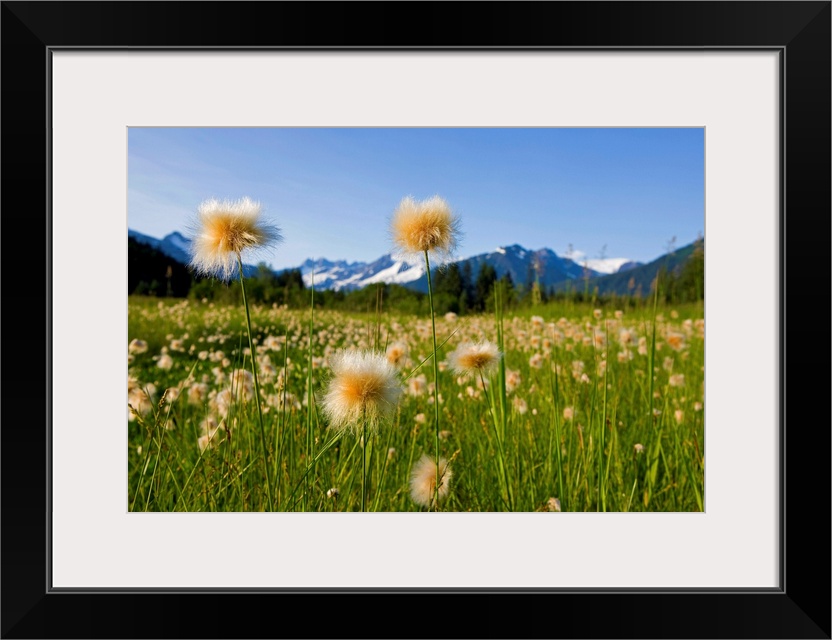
[2,2,829,638]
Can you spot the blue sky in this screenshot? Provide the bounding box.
[128,127,704,271]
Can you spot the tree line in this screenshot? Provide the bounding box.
[129,236,703,313]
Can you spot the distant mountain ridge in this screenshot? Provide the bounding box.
[128,229,262,277]
[294,244,643,294]
[402,244,601,295]
[299,254,426,291]
[128,229,192,266]
[552,240,703,297]
[127,228,662,294]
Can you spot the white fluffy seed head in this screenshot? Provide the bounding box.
[447,340,502,378]
[390,195,461,262]
[409,454,452,508]
[319,350,404,436]
[188,196,282,281]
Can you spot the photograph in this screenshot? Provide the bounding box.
[127,126,705,513]
[3,0,827,636]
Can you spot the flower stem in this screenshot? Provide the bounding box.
[236,254,274,512]
[361,408,367,513]
[480,371,512,510]
[304,269,315,511]
[423,250,441,511]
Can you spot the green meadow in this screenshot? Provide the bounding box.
[127,293,704,513]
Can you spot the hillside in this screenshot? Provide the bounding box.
[553,239,704,297]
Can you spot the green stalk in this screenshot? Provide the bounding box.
[423,250,441,511]
[130,402,158,511]
[599,322,608,512]
[550,338,566,511]
[495,283,508,443]
[645,274,662,508]
[361,408,367,513]
[236,254,274,512]
[404,422,420,511]
[372,415,397,512]
[480,370,512,509]
[273,325,290,509]
[305,269,315,511]
[585,354,599,509]
[286,430,344,506]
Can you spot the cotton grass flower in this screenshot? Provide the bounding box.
[188,196,282,281]
[666,332,686,352]
[128,387,153,420]
[320,349,403,512]
[320,350,403,437]
[188,196,281,510]
[197,416,225,453]
[390,195,461,513]
[408,375,427,396]
[128,338,148,355]
[512,397,528,414]
[409,454,452,509]
[448,340,502,378]
[449,339,511,508]
[529,353,543,369]
[230,368,255,400]
[505,369,521,394]
[210,388,233,418]
[187,382,208,406]
[390,195,461,262]
[162,386,181,404]
[385,342,409,369]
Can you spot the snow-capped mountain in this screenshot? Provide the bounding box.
[579,257,640,275]
[298,254,425,292]
[408,244,603,293]
[128,228,641,292]
[127,229,262,277]
[457,244,595,288]
[295,245,642,293]
[552,239,702,297]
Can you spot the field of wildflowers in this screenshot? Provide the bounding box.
[127,297,704,512]
[128,194,704,512]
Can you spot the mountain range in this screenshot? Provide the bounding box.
[556,239,702,297]
[127,229,263,278]
[128,228,702,297]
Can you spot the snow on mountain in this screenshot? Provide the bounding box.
[128,228,641,292]
[299,258,361,289]
[361,258,424,286]
[128,229,261,277]
[579,257,638,275]
[565,250,643,275]
[299,254,425,291]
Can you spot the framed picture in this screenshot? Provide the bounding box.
[4,2,829,638]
